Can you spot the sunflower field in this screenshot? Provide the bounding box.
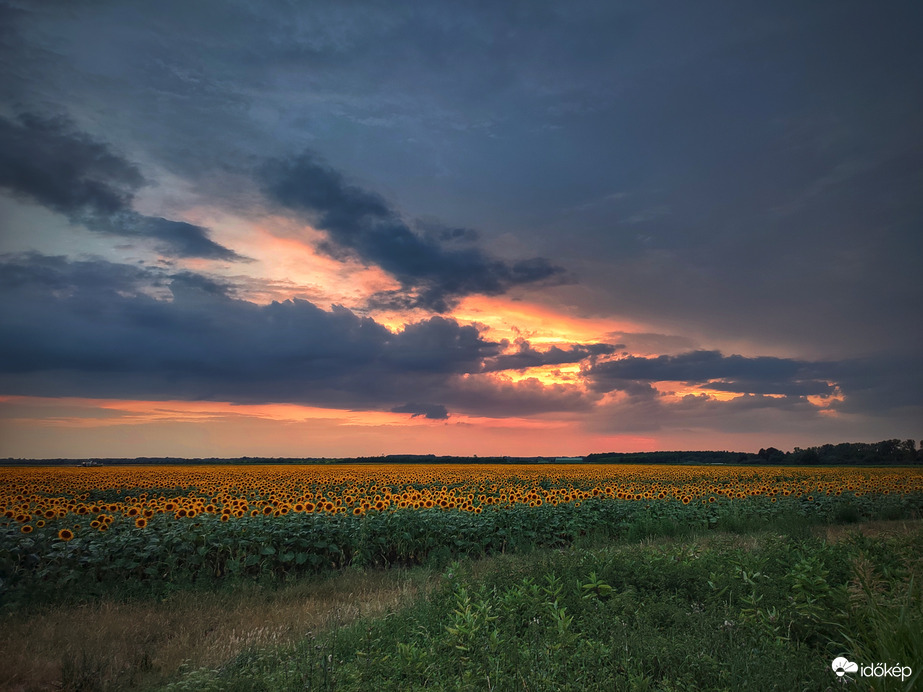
[2,464,922,607]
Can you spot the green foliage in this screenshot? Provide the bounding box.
[834,533,923,691]
[160,524,923,692]
[3,491,922,610]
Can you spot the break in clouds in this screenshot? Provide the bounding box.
[259,152,566,313]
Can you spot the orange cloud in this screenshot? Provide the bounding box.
[166,209,401,308]
[447,295,643,346]
[653,382,744,402]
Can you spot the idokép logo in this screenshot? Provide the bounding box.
[831,656,913,682]
[831,657,858,677]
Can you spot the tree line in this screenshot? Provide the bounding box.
[585,439,922,465]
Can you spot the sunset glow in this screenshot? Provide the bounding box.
[1,2,920,458]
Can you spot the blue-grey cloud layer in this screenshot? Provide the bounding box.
[587,351,834,397]
[0,114,243,260]
[0,0,921,441]
[0,254,589,416]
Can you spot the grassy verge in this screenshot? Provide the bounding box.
[154,519,922,692]
[0,567,433,692]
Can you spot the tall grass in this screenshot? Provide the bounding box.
[0,567,431,692]
[158,520,923,691]
[836,530,923,692]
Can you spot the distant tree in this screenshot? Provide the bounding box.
[800,448,820,465]
[757,447,785,464]
[875,440,894,463]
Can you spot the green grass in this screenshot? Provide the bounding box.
[155,521,922,692]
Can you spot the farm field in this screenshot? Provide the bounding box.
[2,463,922,690]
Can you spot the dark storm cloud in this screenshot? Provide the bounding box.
[385,316,491,374]
[446,375,592,418]
[390,403,449,420]
[0,113,142,214]
[260,152,565,312]
[482,340,617,373]
[0,253,587,417]
[587,350,833,398]
[0,113,243,260]
[824,355,923,414]
[0,251,160,295]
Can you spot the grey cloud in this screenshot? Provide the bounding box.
[444,374,592,418]
[589,390,839,436]
[0,112,142,214]
[587,350,831,397]
[259,151,566,312]
[386,316,498,374]
[704,380,834,397]
[482,340,616,372]
[825,355,923,414]
[390,402,449,420]
[0,251,160,296]
[135,217,245,262]
[582,349,921,435]
[606,332,697,357]
[0,113,244,260]
[0,253,583,417]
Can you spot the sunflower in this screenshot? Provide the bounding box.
[20,524,33,533]
[57,528,74,541]
[135,517,147,528]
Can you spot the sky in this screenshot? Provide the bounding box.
[1,0,921,458]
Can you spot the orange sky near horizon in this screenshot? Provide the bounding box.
[0,394,662,459]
